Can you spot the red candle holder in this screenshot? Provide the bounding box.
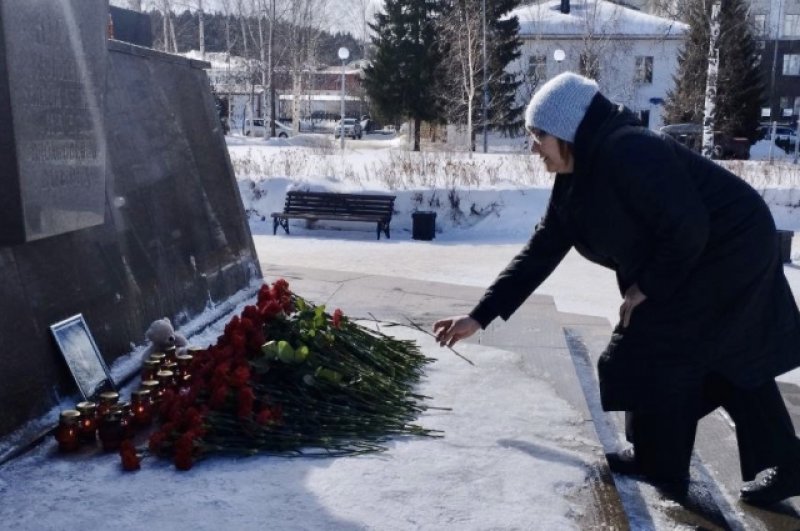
[115,402,136,439]
[140,379,162,404]
[164,346,177,363]
[99,411,124,451]
[75,401,98,442]
[175,354,193,380]
[149,352,166,367]
[97,391,120,418]
[162,361,178,378]
[156,369,175,391]
[130,389,153,427]
[55,410,81,452]
[141,359,160,381]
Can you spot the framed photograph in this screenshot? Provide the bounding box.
[50,314,116,400]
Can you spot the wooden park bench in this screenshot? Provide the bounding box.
[271,191,396,240]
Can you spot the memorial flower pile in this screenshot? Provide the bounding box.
[129,279,438,470]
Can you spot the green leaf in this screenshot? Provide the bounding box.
[261,340,278,357]
[276,340,296,363]
[314,366,342,384]
[295,345,310,363]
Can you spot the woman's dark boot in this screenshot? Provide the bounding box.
[740,464,800,505]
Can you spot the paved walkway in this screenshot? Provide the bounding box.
[262,263,800,530]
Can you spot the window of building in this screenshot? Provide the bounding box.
[528,54,547,81]
[783,54,800,76]
[634,56,653,84]
[579,52,600,79]
[782,97,800,117]
[753,14,767,37]
[784,14,800,37]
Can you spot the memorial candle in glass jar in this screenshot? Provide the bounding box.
[116,402,135,439]
[97,391,120,418]
[75,401,98,442]
[130,389,153,427]
[140,379,161,404]
[162,361,178,379]
[156,370,175,391]
[141,359,160,381]
[175,354,193,380]
[55,410,81,452]
[99,410,124,451]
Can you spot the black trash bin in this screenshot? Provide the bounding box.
[777,229,793,263]
[412,211,436,241]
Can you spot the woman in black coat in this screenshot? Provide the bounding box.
[434,72,800,505]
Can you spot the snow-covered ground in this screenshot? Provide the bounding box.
[2,133,800,530]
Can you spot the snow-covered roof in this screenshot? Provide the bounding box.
[510,0,687,38]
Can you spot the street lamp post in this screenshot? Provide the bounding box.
[553,48,565,75]
[338,47,349,151]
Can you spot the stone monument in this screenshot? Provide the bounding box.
[0,1,261,442]
[0,0,107,244]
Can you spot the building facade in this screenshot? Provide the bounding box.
[196,51,367,131]
[748,0,800,123]
[621,0,800,125]
[508,0,687,130]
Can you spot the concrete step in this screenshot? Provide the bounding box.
[564,322,800,530]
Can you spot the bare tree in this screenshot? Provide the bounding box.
[198,0,205,59]
[236,0,250,57]
[285,0,326,132]
[161,0,170,52]
[438,1,484,150]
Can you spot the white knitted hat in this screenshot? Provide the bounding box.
[525,72,600,143]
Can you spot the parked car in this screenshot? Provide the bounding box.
[660,123,750,160]
[244,118,293,138]
[758,124,797,151]
[334,118,362,139]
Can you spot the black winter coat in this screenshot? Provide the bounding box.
[470,94,800,411]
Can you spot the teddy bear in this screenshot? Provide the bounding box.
[142,317,188,359]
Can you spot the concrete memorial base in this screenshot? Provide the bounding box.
[0,1,259,439]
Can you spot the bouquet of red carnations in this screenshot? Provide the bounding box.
[123,279,437,471]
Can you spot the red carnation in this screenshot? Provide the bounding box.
[237,386,256,418]
[182,407,204,431]
[246,332,266,355]
[242,305,262,324]
[209,385,229,409]
[174,450,194,471]
[230,364,251,388]
[260,300,282,320]
[257,284,272,304]
[148,431,166,454]
[119,440,141,471]
[332,308,344,328]
[255,409,270,425]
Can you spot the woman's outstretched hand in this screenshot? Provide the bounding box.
[620,283,647,328]
[433,315,481,347]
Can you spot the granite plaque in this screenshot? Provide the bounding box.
[0,0,108,245]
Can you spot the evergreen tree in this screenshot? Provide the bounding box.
[663,0,764,142]
[362,0,444,151]
[715,0,764,141]
[487,0,523,134]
